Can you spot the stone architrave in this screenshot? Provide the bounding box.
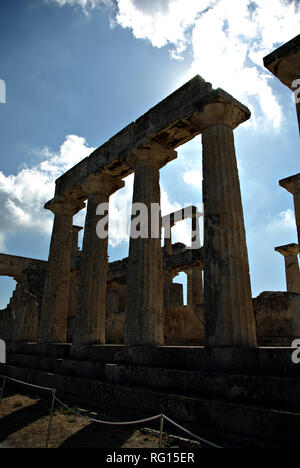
[263,35,300,134]
[275,244,300,294]
[200,102,257,348]
[279,174,300,248]
[125,143,177,346]
[73,174,124,345]
[39,196,84,344]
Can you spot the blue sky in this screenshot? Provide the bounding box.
[0,0,299,308]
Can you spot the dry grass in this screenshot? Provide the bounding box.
[0,392,201,449]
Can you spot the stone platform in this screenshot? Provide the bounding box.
[1,343,300,447]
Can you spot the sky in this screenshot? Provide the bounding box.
[0,0,299,309]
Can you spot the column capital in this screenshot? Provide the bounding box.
[279,173,300,195]
[45,196,85,216]
[191,99,251,132]
[81,173,125,197]
[275,243,299,257]
[127,142,177,169]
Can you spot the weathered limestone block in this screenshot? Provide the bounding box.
[254,291,300,346]
[164,306,204,345]
[39,196,84,344]
[201,102,257,348]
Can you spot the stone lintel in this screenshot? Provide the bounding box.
[127,142,177,169]
[264,35,300,90]
[54,75,212,197]
[275,243,299,257]
[279,173,300,195]
[0,254,47,279]
[162,206,202,229]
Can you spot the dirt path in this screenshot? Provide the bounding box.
[0,392,202,449]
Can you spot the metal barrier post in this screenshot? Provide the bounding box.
[45,389,56,449]
[159,415,164,448]
[0,377,6,416]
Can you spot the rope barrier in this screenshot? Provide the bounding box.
[0,374,55,393]
[0,373,222,449]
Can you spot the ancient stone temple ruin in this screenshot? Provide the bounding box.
[0,34,299,448]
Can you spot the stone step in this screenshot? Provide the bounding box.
[6,343,300,377]
[1,363,300,448]
[6,353,107,380]
[105,363,300,412]
[6,352,300,413]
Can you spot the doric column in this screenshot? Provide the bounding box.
[191,208,201,249]
[68,226,82,323]
[71,225,82,257]
[201,102,257,348]
[185,269,203,307]
[275,243,300,294]
[125,143,177,346]
[279,174,300,247]
[73,174,124,345]
[186,270,193,306]
[39,196,84,343]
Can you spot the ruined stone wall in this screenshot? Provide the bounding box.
[254,292,300,346]
[0,266,47,343]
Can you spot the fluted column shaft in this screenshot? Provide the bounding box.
[125,160,164,345]
[186,269,204,306]
[275,244,300,294]
[191,269,204,305]
[73,176,124,345]
[202,123,257,348]
[285,255,300,294]
[39,198,83,343]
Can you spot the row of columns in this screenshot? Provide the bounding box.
[38,100,257,348]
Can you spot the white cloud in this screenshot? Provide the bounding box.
[183,169,202,188]
[0,134,192,253]
[47,0,113,14]
[265,208,297,236]
[114,0,300,129]
[46,0,300,128]
[0,135,95,247]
